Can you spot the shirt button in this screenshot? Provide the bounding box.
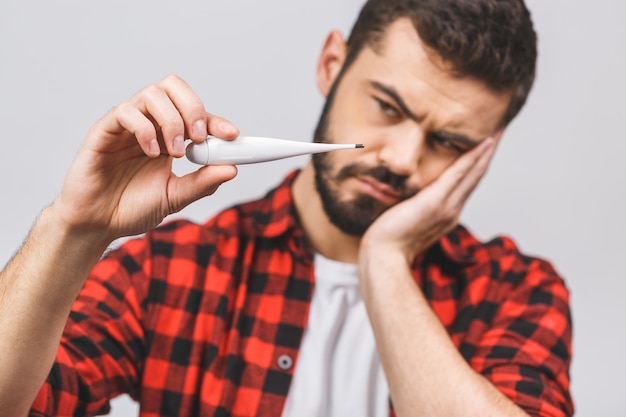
[277,354,293,370]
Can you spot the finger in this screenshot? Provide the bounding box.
[132,84,187,157]
[434,137,495,196]
[101,102,160,157]
[206,112,239,141]
[414,138,495,222]
[159,75,240,144]
[159,75,210,142]
[167,165,238,213]
[447,137,497,206]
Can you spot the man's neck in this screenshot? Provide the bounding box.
[292,163,361,264]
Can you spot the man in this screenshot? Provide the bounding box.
[0,0,572,416]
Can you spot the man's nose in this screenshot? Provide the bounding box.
[377,128,424,178]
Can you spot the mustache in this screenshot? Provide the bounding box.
[334,163,419,199]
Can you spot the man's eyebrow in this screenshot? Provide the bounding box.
[370,80,482,148]
[370,81,419,121]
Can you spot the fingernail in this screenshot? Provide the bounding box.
[174,135,185,154]
[192,119,207,139]
[219,120,237,134]
[149,139,160,156]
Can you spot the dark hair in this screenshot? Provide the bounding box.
[343,0,537,126]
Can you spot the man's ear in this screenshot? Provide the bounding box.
[316,30,348,98]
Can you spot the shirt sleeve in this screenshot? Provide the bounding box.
[467,255,573,417]
[30,237,152,416]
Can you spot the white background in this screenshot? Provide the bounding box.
[1,1,624,415]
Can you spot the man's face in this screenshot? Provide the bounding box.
[312,18,512,236]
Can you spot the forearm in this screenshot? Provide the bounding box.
[359,251,528,417]
[0,205,111,416]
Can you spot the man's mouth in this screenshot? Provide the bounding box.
[355,175,403,206]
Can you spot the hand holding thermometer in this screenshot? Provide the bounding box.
[186,136,364,165]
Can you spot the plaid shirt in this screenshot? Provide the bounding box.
[31,171,573,417]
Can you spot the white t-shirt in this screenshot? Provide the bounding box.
[281,254,389,417]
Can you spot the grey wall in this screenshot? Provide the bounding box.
[1,0,624,415]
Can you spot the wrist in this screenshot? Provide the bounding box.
[40,203,114,258]
[358,239,415,272]
[357,246,413,293]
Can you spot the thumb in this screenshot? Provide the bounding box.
[167,165,238,214]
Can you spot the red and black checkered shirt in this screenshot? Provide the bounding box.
[31,171,573,417]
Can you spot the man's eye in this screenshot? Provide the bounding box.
[430,135,464,153]
[375,98,400,118]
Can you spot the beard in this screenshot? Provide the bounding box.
[311,86,417,237]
